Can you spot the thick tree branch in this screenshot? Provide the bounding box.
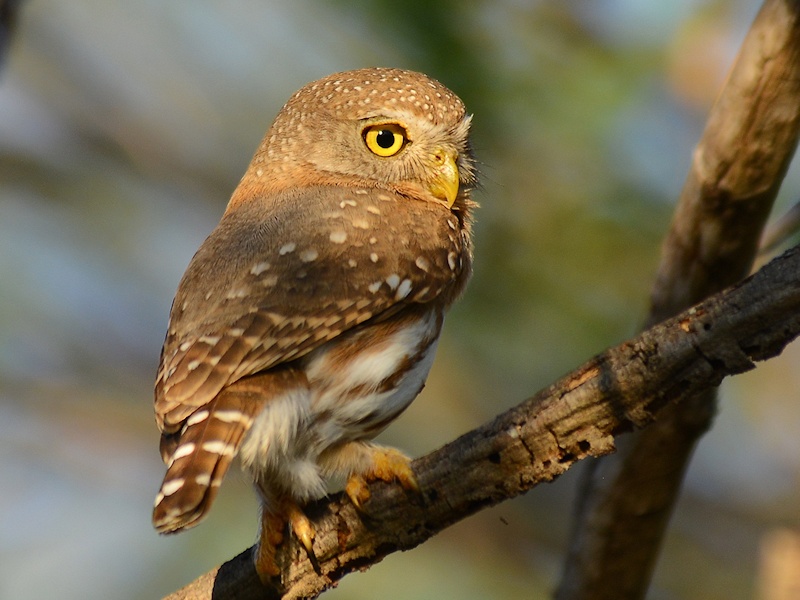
[165,244,800,600]
[557,1,800,598]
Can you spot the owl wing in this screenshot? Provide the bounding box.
[155,185,470,433]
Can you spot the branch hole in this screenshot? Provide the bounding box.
[558,452,575,464]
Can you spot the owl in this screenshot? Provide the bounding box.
[152,67,477,579]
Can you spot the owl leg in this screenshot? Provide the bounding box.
[254,499,316,582]
[344,444,419,510]
[255,509,285,580]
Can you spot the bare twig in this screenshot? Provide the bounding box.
[557,1,800,598]
[165,244,800,600]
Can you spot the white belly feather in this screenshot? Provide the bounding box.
[238,310,440,503]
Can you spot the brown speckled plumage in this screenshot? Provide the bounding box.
[152,67,477,578]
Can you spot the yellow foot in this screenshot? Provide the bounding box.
[345,447,419,510]
[254,512,284,582]
[253,501,316,584]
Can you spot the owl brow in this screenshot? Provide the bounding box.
[360,117,411,134]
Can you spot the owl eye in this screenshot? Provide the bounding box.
[363,123,408,157]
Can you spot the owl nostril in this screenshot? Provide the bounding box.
[434,150,457,166]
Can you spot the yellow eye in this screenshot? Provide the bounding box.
[363,123,408,157]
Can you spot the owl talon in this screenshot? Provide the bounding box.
[286,503,315,554]
[346,447,419,510]
[345,475,372,510]
[254,503,316,581]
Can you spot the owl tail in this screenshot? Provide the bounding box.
[152,381,266,534]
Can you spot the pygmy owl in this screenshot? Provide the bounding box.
[152,67,477,579]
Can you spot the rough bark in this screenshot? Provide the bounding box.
[164,244,800,600]
[557,1,800,598]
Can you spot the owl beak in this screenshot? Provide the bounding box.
[428,149,460,208]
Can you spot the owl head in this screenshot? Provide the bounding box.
[232,67,476,211]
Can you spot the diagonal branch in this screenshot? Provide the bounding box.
[557,2,800,598]
[165,244,800,600]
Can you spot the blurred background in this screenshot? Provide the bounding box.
[2,1,800,598]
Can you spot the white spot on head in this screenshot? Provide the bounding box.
[279,242,296,255]
[370,253,379,263]
[348,258,357,267]
[299,248,319,262]
[329,230,348,244]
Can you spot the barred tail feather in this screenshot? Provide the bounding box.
[152,383,264,533]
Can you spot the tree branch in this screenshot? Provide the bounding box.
[557,1,800,597]
[165,243,800,600]
[163,3,800,597]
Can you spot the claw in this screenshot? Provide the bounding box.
[253,501,316,582]
[286,502,315,554]
[345,447,418,510]
[345,474,371,510]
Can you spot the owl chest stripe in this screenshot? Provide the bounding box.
[306,310,442,437]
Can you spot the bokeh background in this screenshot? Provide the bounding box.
[2,1,800,599]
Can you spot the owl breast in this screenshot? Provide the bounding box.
[305,304,443,440]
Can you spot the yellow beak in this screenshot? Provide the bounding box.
[427,149,460,208]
